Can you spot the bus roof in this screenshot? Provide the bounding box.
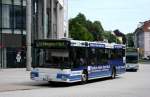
[70,40,125,49]
[34,39,125,49]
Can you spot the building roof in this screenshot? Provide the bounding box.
[113,29,125,37]
[135,20,150,34]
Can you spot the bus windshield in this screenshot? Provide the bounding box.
[38,49,70,69]
[126,55,138,63]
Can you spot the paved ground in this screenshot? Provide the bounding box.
[0,64,150,97]
[0,68,48,92]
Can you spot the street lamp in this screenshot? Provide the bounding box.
[26,0,32,71]
[0,0,2,69]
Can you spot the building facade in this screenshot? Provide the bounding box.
[0,0,68,68]
[134,20,150,58]
[0,0,26,68]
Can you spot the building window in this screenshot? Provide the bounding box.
[13,6,22,29]
[14,0,21,5]
[1,2,26,30]
[14,6,26,29]
[2,4,10,28]
[2,0,12,5]
[23,0,26,6]
[22,6,26,29]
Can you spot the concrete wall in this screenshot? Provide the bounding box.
[134,29,144,57]
[137,32,144,48]
[144,32,150,57]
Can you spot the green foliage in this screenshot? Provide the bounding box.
[91,21,104,40]
[102,31,121,43]
[69,13,121,43]
[74,13,86,26]
[69,22,93,41]
[93,21,104,33]
[126,33,134,47]
[69,13,103,41]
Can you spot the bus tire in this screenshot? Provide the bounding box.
[81,71,88,84]
[111,67,116,79]
[134,69,137,72]
[48,81,56,85]
[48,81,54,84]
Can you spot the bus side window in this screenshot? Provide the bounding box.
[111,49,117,59]
[103,49,109,64]
[70,48,76,68]
[71,47,87,68]
[97,49,108,65]
[117,49,122,58]
[122,49,125,57]
[88,48,97,65]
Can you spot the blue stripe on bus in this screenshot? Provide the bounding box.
[88,71,111,79]
[57,74,70,79]
[69,75,81,81]
[57,73,81,81]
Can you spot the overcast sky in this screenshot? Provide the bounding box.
[68,0,150,33]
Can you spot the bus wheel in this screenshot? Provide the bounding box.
[111,68,116,79]
[81,72,88,84]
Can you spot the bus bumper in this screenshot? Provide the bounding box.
[30,71,82,83]
[126,64,139,70]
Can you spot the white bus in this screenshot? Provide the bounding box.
[31,39,126,83]
[126,48,139,71]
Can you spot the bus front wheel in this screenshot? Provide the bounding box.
[81,71,88,84]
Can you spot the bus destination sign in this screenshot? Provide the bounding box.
[35,41,67,48]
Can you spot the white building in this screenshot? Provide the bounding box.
[33,0,68,39]
[134,20,150,58]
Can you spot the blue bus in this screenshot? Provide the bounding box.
[31,39,126,83]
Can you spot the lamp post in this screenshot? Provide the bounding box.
[26,0,32,71]
[0,0,2,69]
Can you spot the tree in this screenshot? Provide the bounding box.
[93,21,104,33]
[69,13,94,41]
[69,13,123,43]
[85,20,93,33]
[126,33,134,47]
[102,31,121,43]
[91,21,104,40]
[69,13,105,41]
[73,13,86,26]
[69,22,93,41]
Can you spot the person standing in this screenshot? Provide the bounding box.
[16,52,21,68]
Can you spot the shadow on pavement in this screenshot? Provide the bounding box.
[126,69,138,72]
[0,76,122,92]
[18,76,121,88]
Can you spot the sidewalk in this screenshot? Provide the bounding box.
[0,68,46,92]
